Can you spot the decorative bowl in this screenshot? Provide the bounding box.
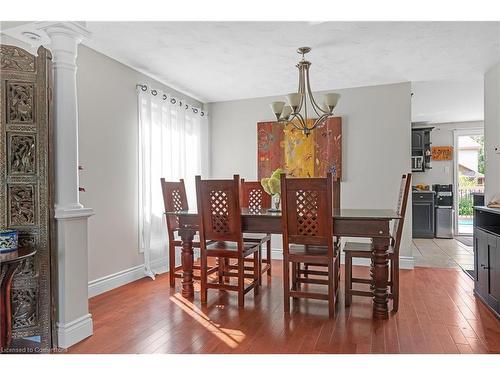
[0,229,18,253]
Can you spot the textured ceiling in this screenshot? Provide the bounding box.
[83,22,500,103]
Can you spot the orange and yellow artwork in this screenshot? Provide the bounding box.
[431,146,453,161]
[257,117,342,179]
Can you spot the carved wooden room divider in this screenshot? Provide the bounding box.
[0,44,55,350]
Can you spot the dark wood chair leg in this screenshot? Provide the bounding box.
[200,251,208,304]
[169,242,176,287]
[296,262,301,290]
[392,257,399,312]
[254,252,260,296]
[328,261,335,318]
[238,257,245,308]
[337,255,341,296]
[223,258,230,283]
[345,253,352,307]
[283,256,290,314]
[258,248,262,286]
[370,254,375,291]
[334,255,339,298]
[217,257,223,284]
[266,238,272,276]
[291,261,297,292]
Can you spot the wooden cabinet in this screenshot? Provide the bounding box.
[473,207,500,318]
[412,130,425,150]
[489,234,500,306]
[411,127,433,172]
[475,228,488,296]
[412,192,435,238]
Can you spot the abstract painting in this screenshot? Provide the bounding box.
[257,117,342,179]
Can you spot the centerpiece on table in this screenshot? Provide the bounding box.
[0,229,18,254]
[261,168,285,212]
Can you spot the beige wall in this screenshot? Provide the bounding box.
[208,82,414,260]
[484,64,500,204]
[77,45,203,283]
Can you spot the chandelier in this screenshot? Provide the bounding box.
[270,47,340,136]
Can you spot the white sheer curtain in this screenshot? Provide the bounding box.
[137,87,206,278]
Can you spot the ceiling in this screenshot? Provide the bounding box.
[80,22,500,103]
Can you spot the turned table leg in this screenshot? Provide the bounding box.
[371,237,390,319]
[1,263,19,352]
[178,227,196,298]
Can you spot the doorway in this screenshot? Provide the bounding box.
[453,129,485,237]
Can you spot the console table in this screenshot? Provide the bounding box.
[0,247,36,352]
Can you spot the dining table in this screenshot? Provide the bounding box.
[167,207,400,320]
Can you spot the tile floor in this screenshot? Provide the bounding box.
[412,237,474,270]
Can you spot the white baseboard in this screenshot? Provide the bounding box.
[88,257,168,298]
[87,247,415,300]
[57,313,93,349]
[271,249,414,269]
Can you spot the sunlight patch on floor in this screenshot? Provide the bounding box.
[169,293,245,348]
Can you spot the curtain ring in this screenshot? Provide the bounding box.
[140,84,147,91]
[185,104,189,110]
[193,108,198,114]
[151,89,158,96]
[163,94,167,100]
[170,98,176,104]
[201,111,204,116]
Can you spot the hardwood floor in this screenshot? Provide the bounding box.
[68,262,500,354]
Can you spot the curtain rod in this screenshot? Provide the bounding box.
[136,84,207,117]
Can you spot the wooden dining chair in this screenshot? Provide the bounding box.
[280,173,340,317]
[240,179,272,281]
[160,178,217,287]
[344,173,412,312]
[196,175,261,308]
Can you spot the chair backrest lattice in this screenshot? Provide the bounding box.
[240,179,272,214]
[196,175,244,245]
[160,178,189,239]
[280,173,339,254]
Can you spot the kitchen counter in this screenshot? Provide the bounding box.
[474,205,500,216]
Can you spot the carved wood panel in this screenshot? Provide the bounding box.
[7,82,35,124]
[8,133,36,174]
[0,45,54,350]
[0,45,35,72]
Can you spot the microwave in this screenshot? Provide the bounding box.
[412,156,423,171]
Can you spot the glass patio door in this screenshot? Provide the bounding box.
[455,131,485,236]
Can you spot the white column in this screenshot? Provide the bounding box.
[37,22,94,348]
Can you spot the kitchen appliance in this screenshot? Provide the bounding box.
[411,156,424,172]
[433,184,454,238]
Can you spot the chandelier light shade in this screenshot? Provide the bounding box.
[269,47,340,136]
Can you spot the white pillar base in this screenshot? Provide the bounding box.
[57,313,93,349]
[56,207,94,349]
